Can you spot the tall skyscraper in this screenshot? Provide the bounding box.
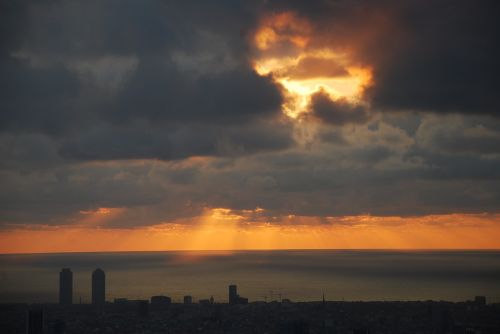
[92,268,105,305]
[59,268,72,305]
[229,284,238,304]
[228,284,248,304]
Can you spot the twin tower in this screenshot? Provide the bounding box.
[59,268,105,305]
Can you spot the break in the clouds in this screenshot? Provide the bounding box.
[1,0,500,229]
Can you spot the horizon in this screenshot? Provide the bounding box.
[2,248,500,256]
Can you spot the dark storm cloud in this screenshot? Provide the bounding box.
[2,0,498,149]
[0,2,28,56]
[0,56,80,135]
[5,0,255,57]
[115,58,282,124]
[2,115,500,227]
[58,119,293,161]
[414,116,500,155]
[365,0,500,115]
[0,133,62,172]
[0,0,290,159]
[0,0,295,227]
[308,91,370,125]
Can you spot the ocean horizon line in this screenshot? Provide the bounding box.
[1,248,500,256]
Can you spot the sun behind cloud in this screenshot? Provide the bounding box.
[252,11,373,119]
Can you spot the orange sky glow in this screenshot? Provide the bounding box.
[2,10,499,255]
[1,209,499,254]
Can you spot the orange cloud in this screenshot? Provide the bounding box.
[251,11,372,119]
[254,12,311,51]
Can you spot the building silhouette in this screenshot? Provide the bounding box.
[352,329,370,334]
[228,284,248,305]
[26,308,43,334]
[184,295,193,304]
[229,284,237,304]
[279,319,310,334]
[59,268,72,305]
[474,295,486,306]
[51,320,66,334]
[199,298,211,305]
[137,300,149,317]
[92,268,106,305]
[151,295,171,306]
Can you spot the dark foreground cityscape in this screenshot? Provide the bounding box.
[1,268,499,334]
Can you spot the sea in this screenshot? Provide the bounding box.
[0,250,499,304]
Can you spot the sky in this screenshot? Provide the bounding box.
[1,0,500,253]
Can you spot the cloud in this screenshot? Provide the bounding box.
[308,91,370,125]
[58,119,294,161]
[114,59,283,124]
[365,0,500,115]
[0,56,81,135]
[1,114,500,227]
[415,115,500,155]
[0,0,292,158]
[283,56,349,79]
[263,0,500,116]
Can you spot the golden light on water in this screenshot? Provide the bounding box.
[252,12,372,118]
